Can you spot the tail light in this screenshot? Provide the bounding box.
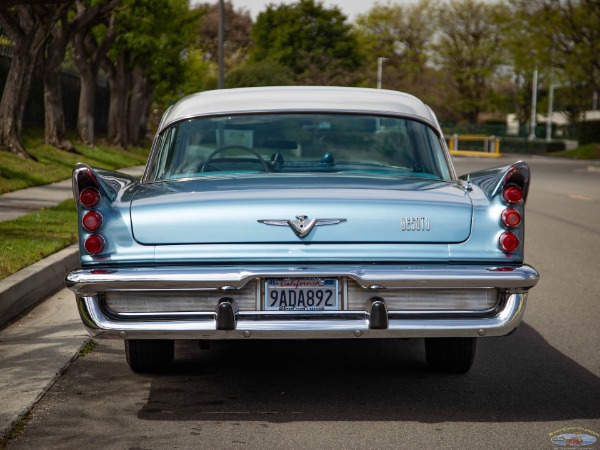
[499,171,525,252]
[501,208,521,228]
[84,234,105,255]
[499,231,519,253]
[79,187,101,208]
[502,185,523,204]
[82,210,103,231]
[75,164,107,256]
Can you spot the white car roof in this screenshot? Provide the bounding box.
[158,86,440,133]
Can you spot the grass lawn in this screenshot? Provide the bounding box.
[0,200,78,279]
[549,142,600,160]
[0,129,148,194]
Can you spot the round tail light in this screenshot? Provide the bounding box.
[502,185,523,204]
[501,208,521,228]
[84,234,105,255]
[499,231,519,253]
[80,187,101,208]
[82,211,103,231]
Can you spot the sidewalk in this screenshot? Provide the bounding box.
[0,165,145,439]
[0,166,146,222]
[0,179,73,222]
[0,287,87,438]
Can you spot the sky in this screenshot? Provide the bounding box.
[227,0,375,20]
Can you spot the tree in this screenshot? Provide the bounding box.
[43,0,120,151]
[102,0,201,147]
[193,1,252,70]
[141,0,203,142]
[355,0,434,91]
[536,0,599,93]
[434,0,504,123]
[251,0,363,85]
[225,60,293,88]
[508,0,600,128]
[0,1,72,159]
[71,0,117,145]
[155,47,213,104]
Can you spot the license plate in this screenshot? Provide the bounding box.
[264,278,339,311]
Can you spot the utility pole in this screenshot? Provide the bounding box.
[546,45,555,142]
[218,0,224,89]
[377,57,388,89]
[528,64,538,141]
[546,79,554,142]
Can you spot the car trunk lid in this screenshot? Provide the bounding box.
[130,176,472,245]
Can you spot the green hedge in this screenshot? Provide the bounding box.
[501,137,566,154]
[578,120,600,145]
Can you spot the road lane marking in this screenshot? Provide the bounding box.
[568,194,594,202]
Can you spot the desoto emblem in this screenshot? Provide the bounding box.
[258,215,346,238]
[401,217,431,231]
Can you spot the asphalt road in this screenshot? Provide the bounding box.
[7,155,600,450]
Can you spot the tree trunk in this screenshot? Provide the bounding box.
[43,31,76,152]
[77,66,97,146]
[105,53,129,148]
[71,9,117,146]
[0,42,39,159]
[72,32,98,146]
[139,81,154,144]
[127,66,148,147]
[0,4,57,159]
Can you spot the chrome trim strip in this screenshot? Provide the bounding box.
[107,309,498,319]
[67,264,538,294]
[75,293,528,339]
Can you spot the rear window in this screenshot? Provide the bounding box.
[146,113,451,182]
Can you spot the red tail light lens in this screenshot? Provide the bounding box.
[501,208,521,228]
[487,267,515,272]
[84,234,105,255]
[502,185,523,204]
[82,211,103,231]
[499,231,519,253]
[80,187,100,208]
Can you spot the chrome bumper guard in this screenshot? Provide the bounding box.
[66,264,538,340]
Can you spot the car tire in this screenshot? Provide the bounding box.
[425,337,477,373]
[125,339,174,373]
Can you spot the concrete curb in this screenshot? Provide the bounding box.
[0,245,79,328]
[588,164,600,173]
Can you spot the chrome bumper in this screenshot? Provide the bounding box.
[66,264,538,340]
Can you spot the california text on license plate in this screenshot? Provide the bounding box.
[264,278,339,311]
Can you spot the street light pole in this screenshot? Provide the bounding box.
[528,64,538,141]
[218,0,224,89]
[377,57,388,89]
[546,80,554,142]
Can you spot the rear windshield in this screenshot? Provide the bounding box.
[146,113,451,182]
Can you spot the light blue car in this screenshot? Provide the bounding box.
[66,87,538,374]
